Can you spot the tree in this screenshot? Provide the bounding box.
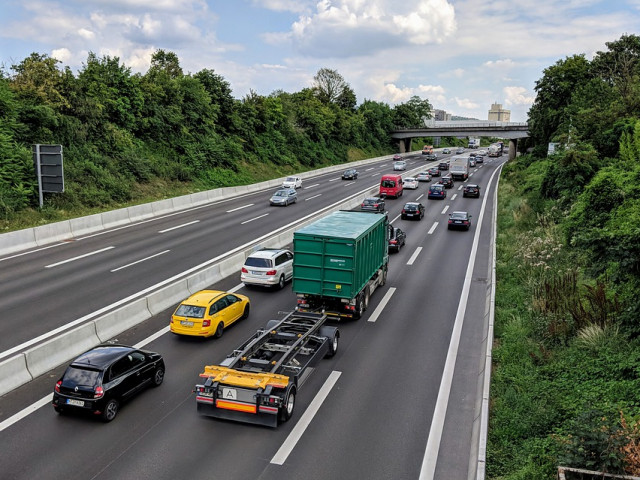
[147,50,183,80]
[312,68,355,108]
[392,95,432,128]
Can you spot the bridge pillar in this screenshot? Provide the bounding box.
[508,140,517,160]
[398,138,411,153]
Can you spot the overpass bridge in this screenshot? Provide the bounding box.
[391,121,529,159]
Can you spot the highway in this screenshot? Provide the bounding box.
[0,151,504,480]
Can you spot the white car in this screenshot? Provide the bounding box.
[282,176,302,189]
[241,248,294,289]
[403,177,419,189]
[393,161,407,171]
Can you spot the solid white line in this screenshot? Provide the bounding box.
[0,242,68,263]
[419,164,502,480]
[451,194,457,201]
[391,214,401,223]
[241,214,269,225]
[367,287,396,323]
[416,194,424,201]
[158,220,200,233]
[271,370,342,465]
[441,206,449,214]
[305,194,322,201]
[228,283,244,293]
[45,246,115,268]
[111,250,170,272]
[226,204,254,213]
[428,222,438,234]
[134,326,170,349]
[407,247,422,266]
[303,184,319,189]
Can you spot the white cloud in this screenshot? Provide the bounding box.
[77,28,95,40]
[251,0,313,13]
[51,48,72,63]
[454,97,479,110]
[503,86,535,106]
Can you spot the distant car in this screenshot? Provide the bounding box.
[468,157,477,167]
[438,176,454,189]
[455,147,465,154]
[388,227,406,252]
[477,150,487,157]
[448,211,472,231]
[428,184,447,199]
[416,172,432,182]
[270,188,297,206]
[428,167,440,177]
[438,161,449,171]
[360,197,385,212]
[401,202,425,220]
[403,177,419,189]
[282,176,302,189]
[342,168,359,180]
[442,148,451,154]
[393,160,407,171]
[393,154,403,161]
[463,184,481,198]
[425,153,438,161]
[171,290,250,338]
[475,155,484,164]
[53,344,165,422]
[241,248,294,289]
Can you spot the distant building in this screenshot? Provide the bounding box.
[488,103,510,121]
[433,109,452,121]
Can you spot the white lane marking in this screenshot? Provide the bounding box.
[226,204,254,213]
[305,194,322,201]
[419,163,502,479]
[365,167,374,171]
[343,182,355,187]
[158,220,200,233]
[441,206,449,214]
[391,214,401,223]
[111,250,170,272]
[0,325,172,433]
[271,371,342,465]
[367,287,396,323]
[371,173,379,177]
[428,222,438,234]
[451,194,457,201]
[303,184,319,190]
[228,283,244,293]
[457,185,463,190]
[469,173,474,177]
[329,178,340,182]
[45,246,115,268]
[416,194,424,201]
[407,247,422,266]
[241,214,269,225]
[0,242,68,263]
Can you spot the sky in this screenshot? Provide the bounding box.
[0,0,638,122]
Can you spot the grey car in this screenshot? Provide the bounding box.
[270,188,298,206]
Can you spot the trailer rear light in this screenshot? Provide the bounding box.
[55,380,61,393]
[94,386,104,399]
[266,270,277,276]
[241,267,248,273]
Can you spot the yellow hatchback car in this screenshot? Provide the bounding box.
[170,290,250,338]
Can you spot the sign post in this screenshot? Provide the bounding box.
[33,144,64,207]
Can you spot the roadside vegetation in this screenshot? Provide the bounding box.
[488,34,640,478]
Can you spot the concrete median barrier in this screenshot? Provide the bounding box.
[187,264,222,294]
[69,213,104,237]
[0,354,33,397]
[146,279,191,316]
[101,209,132,230]
[151,198,175,216]
[0,229,37,256]
[94,298,153,342]
[34,221,72,245]
[25,322,101,380]
[127,203,155,223]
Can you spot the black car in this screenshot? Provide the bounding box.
[53,344,165,422]
[388,227,406,252]
[425,153,438,161]
[438,161,449,171]
[342,168,358,180]
[428,167,440,177]
[463,184,481,198]
[401,202,425,220]
[360,197,385,212]
[438,176,454,188]
[448,211,472,230]
[428,184,447,199]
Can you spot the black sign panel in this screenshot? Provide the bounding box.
[33,144,64,193]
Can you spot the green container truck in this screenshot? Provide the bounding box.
[293,210,390,320]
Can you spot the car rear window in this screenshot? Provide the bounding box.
[175,304,206,318]
[63,366,101,387]
[450,213,467,220]
[245,257,272,268]
[381,180,396,187]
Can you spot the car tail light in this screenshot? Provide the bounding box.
[241,267,248,273]
[402,209,406,214]
[203,319,211,327]
[464,221,469,225]
[55,380,61,393]
[266,270,276,276]
[94,386,104,399]
[390,240,397,245]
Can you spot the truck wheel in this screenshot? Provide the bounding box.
[320,326,339,357]
[355,294,365,319]
[364,288,370,310]
[381,268,387,286]
[279,386,296,423]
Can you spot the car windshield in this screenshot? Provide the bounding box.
[450,212,467,220]
[174,304,206,318]
[245,257,272,268]
[63,367,101,387]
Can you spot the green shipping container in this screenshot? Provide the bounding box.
[293,211,389,300]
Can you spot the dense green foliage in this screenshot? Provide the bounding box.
[0,50,434,230]
[489,34,640,479]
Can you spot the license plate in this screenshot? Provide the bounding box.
[251,271,262,275]
[66,399,84,407]
[455,220,462,223]
[181,320,194,326]
[222,387,237,400]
